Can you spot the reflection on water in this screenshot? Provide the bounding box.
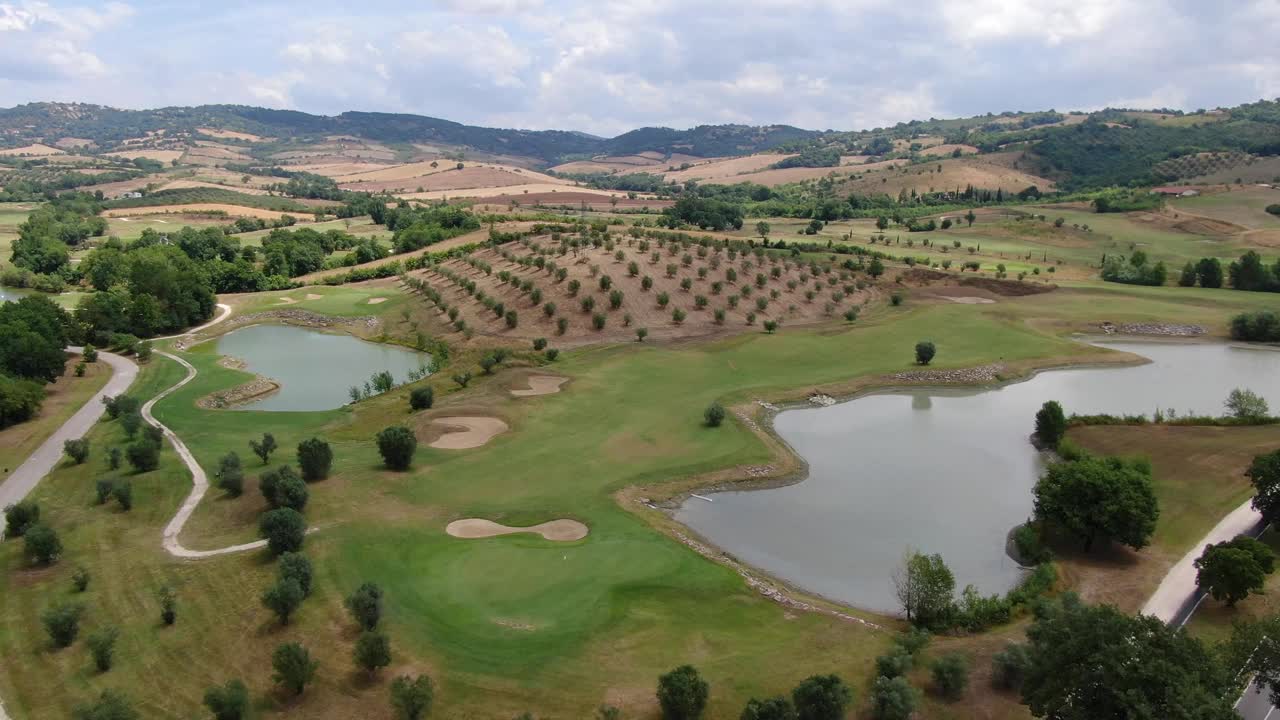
[216,324,431,412]
[676,342,1280,613]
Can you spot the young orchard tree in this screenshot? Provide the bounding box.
[249,432,277,465]
[914,341,936,365]
[262,577,305,625]
[42,601,83,647]
[260,508,307,555]
[657,665,709,720]
[87,626,119,672]
[271,642,319,696]
[203,679,250,720]
[390,674,434,720]
[296,438,333,481]
[354,630,392,676]
[791,674,853,720]
[377,426,418,471]
[217,452,244,496]
[24,523,62,565]
[346,582,384,631]
[63,438,90,465]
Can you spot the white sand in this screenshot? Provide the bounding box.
[510,375,568,397]
[446,518,589,541]
[946,296,996,304]
[367,297,388,304]
[427,416,509,449]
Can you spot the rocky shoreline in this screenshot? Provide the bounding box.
[1099,321,1205,337]
[197,376,281,409]
[227,308,381,332]
[888,363,1006,384]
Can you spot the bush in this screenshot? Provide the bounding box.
[354,630,392,675]
[914,341,936,365]
[217,452,244,496]
[203,679,250,720]
[390,674,434,720]
[740,696,795,720]
[262,577,305,625]
[87,626,119,672]
[72,566,90,592]
[763,320,779,333]
[657,665,709,720]
[24,523,62,565]
[4,499,39,537]
[377,425,418,470]
[296,437,333,481]
[72,690,138,720]
[452,371,472,388]
[0,374,44,429]
[890,293,903,306]
[96,479,114,505]
[991,643,1031,690]
[532,337,547,351]
[260,465,308,511]
[126,439,160,472]
[271,642,318,696]
[260,508,306,555]
[157,586,177,625]
[894,627,931,656]
[704,403,726,428]
[791,674,853,720]
[545,348,559,361]
[931,652,970,699]
[409,386,434,410]
[870,676,918,720]
[113,481,133,511]
[875,646,913,679]
[346,582,384,631]
[41,601,83,647]
[1012,522,1052,564]
[64,438,90,464]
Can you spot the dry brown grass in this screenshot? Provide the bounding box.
[0,354,111,480]
[0,143,65,157]
[920,143,979,157]
[339,165,565,194]
[197,128,268,142]
[101,204,306,221]
[661,154,792,182]
[104,149,185,163]
[840,157,1055,195]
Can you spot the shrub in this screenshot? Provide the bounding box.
[610,289,624,309]
[1226,388,1270,420]
[672,308,687,324]
[346,582,383,630]
[354,630,392,675]
[931,652,970,700]
[217,452,244,496]
[409,386,434,410]
[763,320,779,333]
[271,642,318,696]
[592,312,607,330]
[4,500,39,537]
[260,465,307,511]
[870,676,918,720]
[296,438,333,481]
[875,646,913,679]
[87,626,119,672]
[545,348,559,361]
[108,447,121,470]
[96,479,115,505]
[72,566,90,592]
[1012,522,1052,564]
[890,293,903,306]
[42,601,83,647]
[533,338,547,351]
[452,372,471,388]
[740,696,795,720]
[126,440,159,473]
[203,679,250,720]
[1230,311,1280,342]
[1034,400,1067,448]
[260,508,306,555]
[72,690,137,720]
[556,317,569,335]
[657,665,709,720]
[262,577,305,625]
[377,425,418,470]
[113,481,133,511]
[894,627,931,656]
[914,341,936,365]
[24,523,62,565]
[63,437,91,465]
[83,344,98,363]
[390,674,434,720]
[991,643,1031,690]
[704,403,726,428]
[791,674,853,720]
[636,327,649,342]
[505,310,518,328]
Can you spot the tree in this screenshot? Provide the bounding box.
[1249,449,1280,523]
[875,647,913,679]
[249,432,277,465]
[260,465,308,511]
[354,630,392,675]
[931,652,970,700]
[1033,456,1158,552]
[41,601,83,647]
[791,674,852,720]
[390,674,434,720]
[870,676,918,720]
[87,626,119,672]
[657,665,709,720]
[271,642,318,696]
[126,439,159,472]
[1178,261,1197,287]
[1226,388,1270,420]
[1194,535,1276,605]
[72,690,138,720]
[64,438,90,464]
[965,209,976,227]
[1196,257,1224,288]
[377,425,418,470]
[24,523,62,565]
[296,437,333,481]
[704,403,726,427]
[158,585,177,625]
[409,386,434,410]
[756,221,771,240]
[279,551,314,597]
[260,507,306,555]
[262,577,305,625]
[740,696,795,720]
[991,642,1031,690]
[0,296,69,383]
[875,216,890,231]
[4,499,39,537]
[914,341,936,365]
[452,372,472,388]
[1033,400,1067,449]
[217,452,244,496]
[346,582,384,631]
[1021,593,1234,719]
[868,258,885,278]
[892,550,955,628]
[120,410,142,438]
[203,679,250,720]
[113,481,133,511]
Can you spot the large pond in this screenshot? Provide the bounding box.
[216,324,431,412]
[675,341,1280,614]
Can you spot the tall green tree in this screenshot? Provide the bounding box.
[892,551,955,628]
[1032,456,1158,552]
[1195,534,1276,605]
[657,665,709,720]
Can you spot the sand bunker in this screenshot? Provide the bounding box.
[367,297,387,304]
[275,296,298,305]
[446,519,588,541]
[510,375,568,397]
[945,296,996,304]
[428,416,509,449]
[305,293,323,300]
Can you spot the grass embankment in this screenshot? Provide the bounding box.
[0,298,1091,719]
[0,352,111,481]
[1062,424,1280,615]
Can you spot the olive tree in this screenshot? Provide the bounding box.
[657,665,709,720]
[390,674,434,720]
[354,630,392,675]
[376,425,418,471]
[259,508,306,555]
[271,642,318,696]
[914,341,936,365]
[346,582,384,631]
[203,679,249,720]
[296,437,333,481]
[791,674,853,720]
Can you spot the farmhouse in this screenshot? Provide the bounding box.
[1151,186,1201,197]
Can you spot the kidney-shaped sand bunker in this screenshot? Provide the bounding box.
[445,518,589,542]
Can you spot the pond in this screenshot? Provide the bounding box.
[0,286,30,304]
[216,324,431,411]
[675,341,1280,614]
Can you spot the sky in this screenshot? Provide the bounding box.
[0,0,1277,138]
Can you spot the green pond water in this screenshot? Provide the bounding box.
[216,324,431,411]
[676,341,1280,614]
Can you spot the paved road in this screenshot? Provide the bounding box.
[1144,499,1265,623]
[0,349,138,521]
